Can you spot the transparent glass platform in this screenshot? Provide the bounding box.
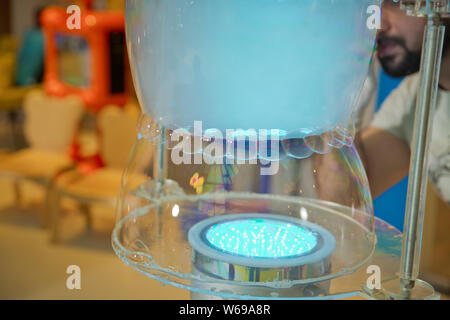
[112,191,406,300]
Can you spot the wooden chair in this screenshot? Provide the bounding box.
[0,89,84,225]
[49,103,150,243]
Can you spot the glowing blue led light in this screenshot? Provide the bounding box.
[204,218,318,258]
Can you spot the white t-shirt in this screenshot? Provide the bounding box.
[372,73,450,204]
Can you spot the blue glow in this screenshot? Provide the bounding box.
[204,218,318,258]
[128,0,377,133]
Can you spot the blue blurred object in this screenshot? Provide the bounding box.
[15,29,44,86]
[373,70,408,231]
[377,70,404,106]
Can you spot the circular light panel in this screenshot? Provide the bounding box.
[204,218,318,259]
[189,213,336,269]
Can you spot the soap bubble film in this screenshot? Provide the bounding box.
[114,0,386,299]
[126,0,379,134]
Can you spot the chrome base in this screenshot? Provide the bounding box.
[188,213,336,299]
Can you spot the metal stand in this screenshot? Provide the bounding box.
[400,15,445,298]
[155,126,167,196]
[154,126,167,230]
[385,0,449,299]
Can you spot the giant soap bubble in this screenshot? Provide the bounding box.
[126,0,378,136]
[113,0,391,300]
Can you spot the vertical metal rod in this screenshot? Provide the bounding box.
[151,125,167,196]
[154,126,167,233]
[400,16,445,296]
[155,126,166,212]
[157,126,167,186]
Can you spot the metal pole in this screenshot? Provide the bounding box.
[157,126,167,188]
[399,15,445,297]
[154,126,167,235]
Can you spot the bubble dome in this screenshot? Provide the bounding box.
[126,0,379,135]
[112,0,394,300]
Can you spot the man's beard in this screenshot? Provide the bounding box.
[377,36,422,78]
[378,22,450,78]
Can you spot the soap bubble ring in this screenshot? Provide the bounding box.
[137,114,357,168]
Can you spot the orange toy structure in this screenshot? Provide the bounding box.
[41,5,127,112]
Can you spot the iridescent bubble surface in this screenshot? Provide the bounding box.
[114,0,381,299]
[126,0,379,134]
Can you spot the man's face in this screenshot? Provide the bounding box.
[377,1,426,78]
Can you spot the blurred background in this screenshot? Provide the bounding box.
[0,0,447,299]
